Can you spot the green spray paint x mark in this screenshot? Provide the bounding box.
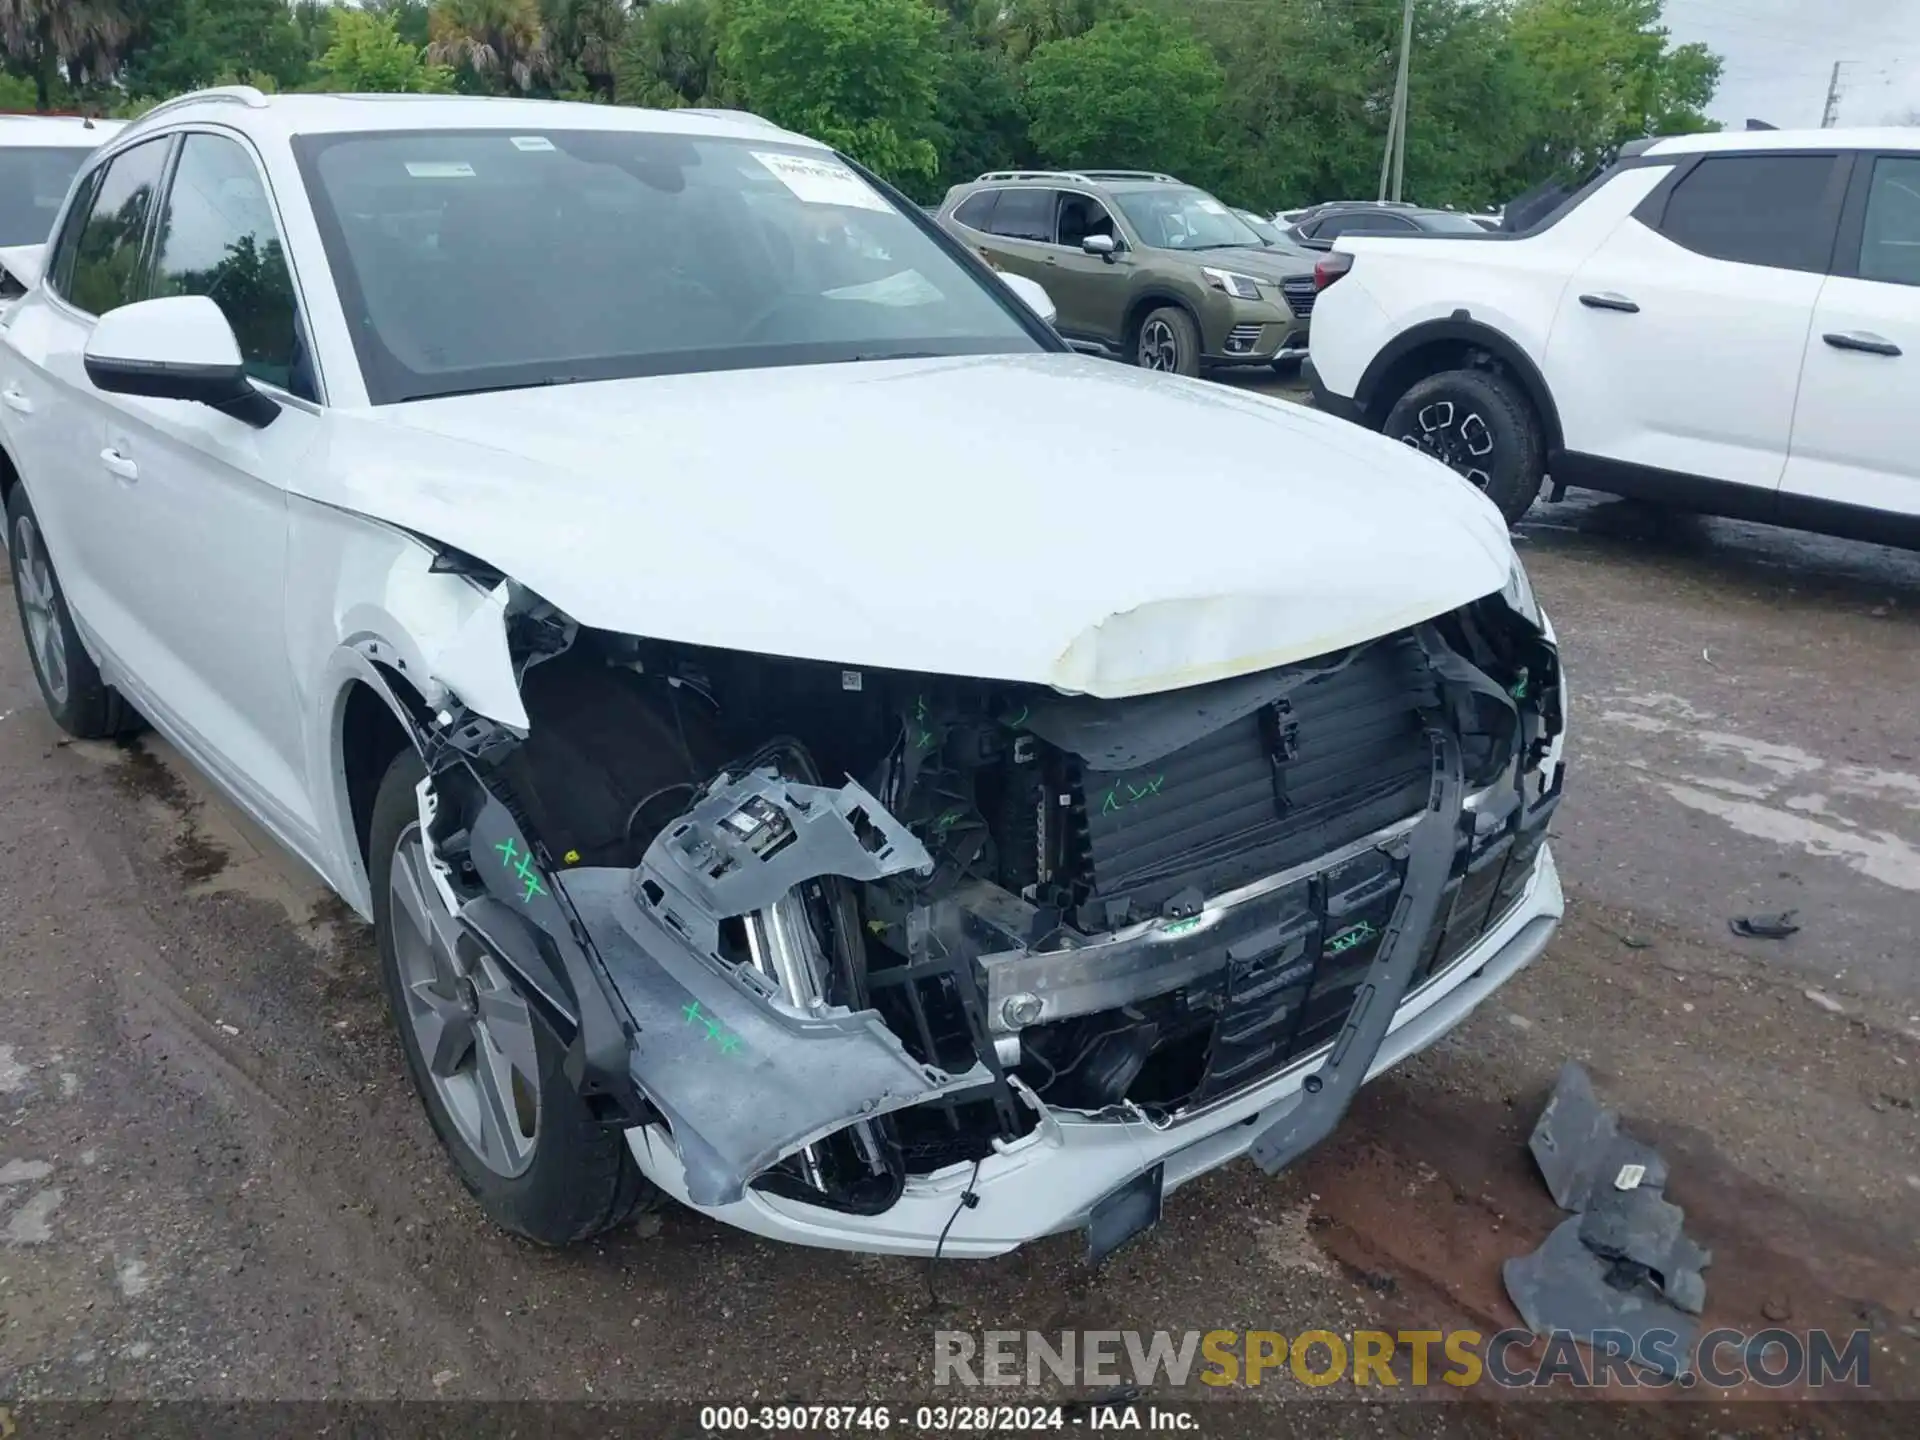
[681,998,745,1057]
[1326,921,1377,956]
[493,835,546,904]
[1100,774,1166,816]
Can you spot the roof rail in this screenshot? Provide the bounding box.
[124,85,271,131]
[677,106,786,132]
[1077,169,1183,183]
[975,168,1186,185]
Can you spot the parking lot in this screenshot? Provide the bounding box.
[2,376,1918,1417]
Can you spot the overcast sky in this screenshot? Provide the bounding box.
[1661,0,1920,128]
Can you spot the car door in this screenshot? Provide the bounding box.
[1780,151,1920,526]
[87,129,323,844]
[1043,191,1128,343]
[1,135,173,663]
[1542,151,1848,498]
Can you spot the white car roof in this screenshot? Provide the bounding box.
[1644,126,1920,157]
[0,114,124,148]
[112,89,822,150]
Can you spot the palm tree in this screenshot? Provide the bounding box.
[0,0,130,111]
[543,0,627,99]
[427,0,549,93]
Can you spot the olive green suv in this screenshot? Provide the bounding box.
[936,170,1318,376]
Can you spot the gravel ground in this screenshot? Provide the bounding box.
[3,380,1917,1431]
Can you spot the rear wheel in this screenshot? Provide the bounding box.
[370,748,653,1245]
[5,484,139,739]
[1134,305,1201,377]
[1382,367,1545,526]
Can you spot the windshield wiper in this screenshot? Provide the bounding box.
[1189,242,1259,251]
[395,375,593,404]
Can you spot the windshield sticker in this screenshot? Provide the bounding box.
[752,151,889,212]
[1195,197,1228,215]
[510,136,555,152]
[405,161,475,179]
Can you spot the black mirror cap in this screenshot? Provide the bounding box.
[85,355,279,428]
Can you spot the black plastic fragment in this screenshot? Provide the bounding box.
[1502,1218,1700,1380]
[1730,909,1801,940]
[1087,1163,1165,1265]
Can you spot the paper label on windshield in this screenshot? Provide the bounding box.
[510,136,555,152]
[405,161,475,178]
[1196,197,1228,215]
[753,151,888,212]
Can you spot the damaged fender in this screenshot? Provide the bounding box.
[427,747,990,1207]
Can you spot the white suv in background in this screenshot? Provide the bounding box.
[0,114,124,297]
[1307,128,1920,542]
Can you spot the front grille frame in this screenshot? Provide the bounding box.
[1281,276,1317,318]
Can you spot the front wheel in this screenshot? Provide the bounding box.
[5,484,140,738]
[1134,306,1201,377]
[369,748,654,1245]
[1382,367,1545,526]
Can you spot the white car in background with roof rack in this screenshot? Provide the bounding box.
[0,87,1565,1260]
[0,113,123,300]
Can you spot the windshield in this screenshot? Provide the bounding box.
[293,129,1047,404]
[1113,187,1266,251]
[1235,211,1282,244]
[0,147,91,247]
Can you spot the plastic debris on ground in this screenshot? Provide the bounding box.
[1503,1062,1713,1378]
[1729,909,1801,940]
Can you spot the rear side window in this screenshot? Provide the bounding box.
[1655,154,1840,273]
[986,188,1055,242]
[45,166,102,300]
[951,191,997,231]
[66,138,172,316]
[1858,155,1920,288]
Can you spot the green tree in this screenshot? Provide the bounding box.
[0,0,130,110]
[720,0,941,184]
[543,0,627,99]
[427,0,548,92]
[929,35,1026,196]
[365,0,434,50]
[318,9,453,93]
[121,0,309,98]
[1024,9,1221,178]
[1508,0,1720,179]
[615,0,725,107]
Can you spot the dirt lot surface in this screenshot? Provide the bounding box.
[3,376,1917,1433]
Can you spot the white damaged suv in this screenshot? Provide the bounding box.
[1,91,1566,1257]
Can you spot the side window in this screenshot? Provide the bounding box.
[1343,213,1418,234]
[987,188,1055,243]
[1055,193,1116,248]
[45,166,102,301]
[1656,154,1839,274]
[1858,155,1920,288]
[951,191,998,231]
[150,134,308,398]
[67,138,171,316]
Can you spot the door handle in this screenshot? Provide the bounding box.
[1,386,30,415]
[99,447,138,482]
[1579,292,1640,313]
[1823,331,1901,357]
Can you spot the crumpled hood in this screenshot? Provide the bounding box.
[302,353,1515,698]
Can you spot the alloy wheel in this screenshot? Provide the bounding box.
[1397,399,1496,490]
[389,824,541,1178]
[13,513,68,706]
[1140,317,1181,372]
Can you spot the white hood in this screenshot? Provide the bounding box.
[303,353,1515,698]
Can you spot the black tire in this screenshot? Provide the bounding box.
[369,747,653,1245]
[1382,367,1545,526]
[5,484,140,739]
[1133,305,1201,377]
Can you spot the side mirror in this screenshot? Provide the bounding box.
[84,295,277,428]
[999,272,1057,327]
[1081,234,1118,261]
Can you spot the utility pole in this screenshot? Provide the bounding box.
[1820,60,1845,128]
[1379,0,1416,202]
